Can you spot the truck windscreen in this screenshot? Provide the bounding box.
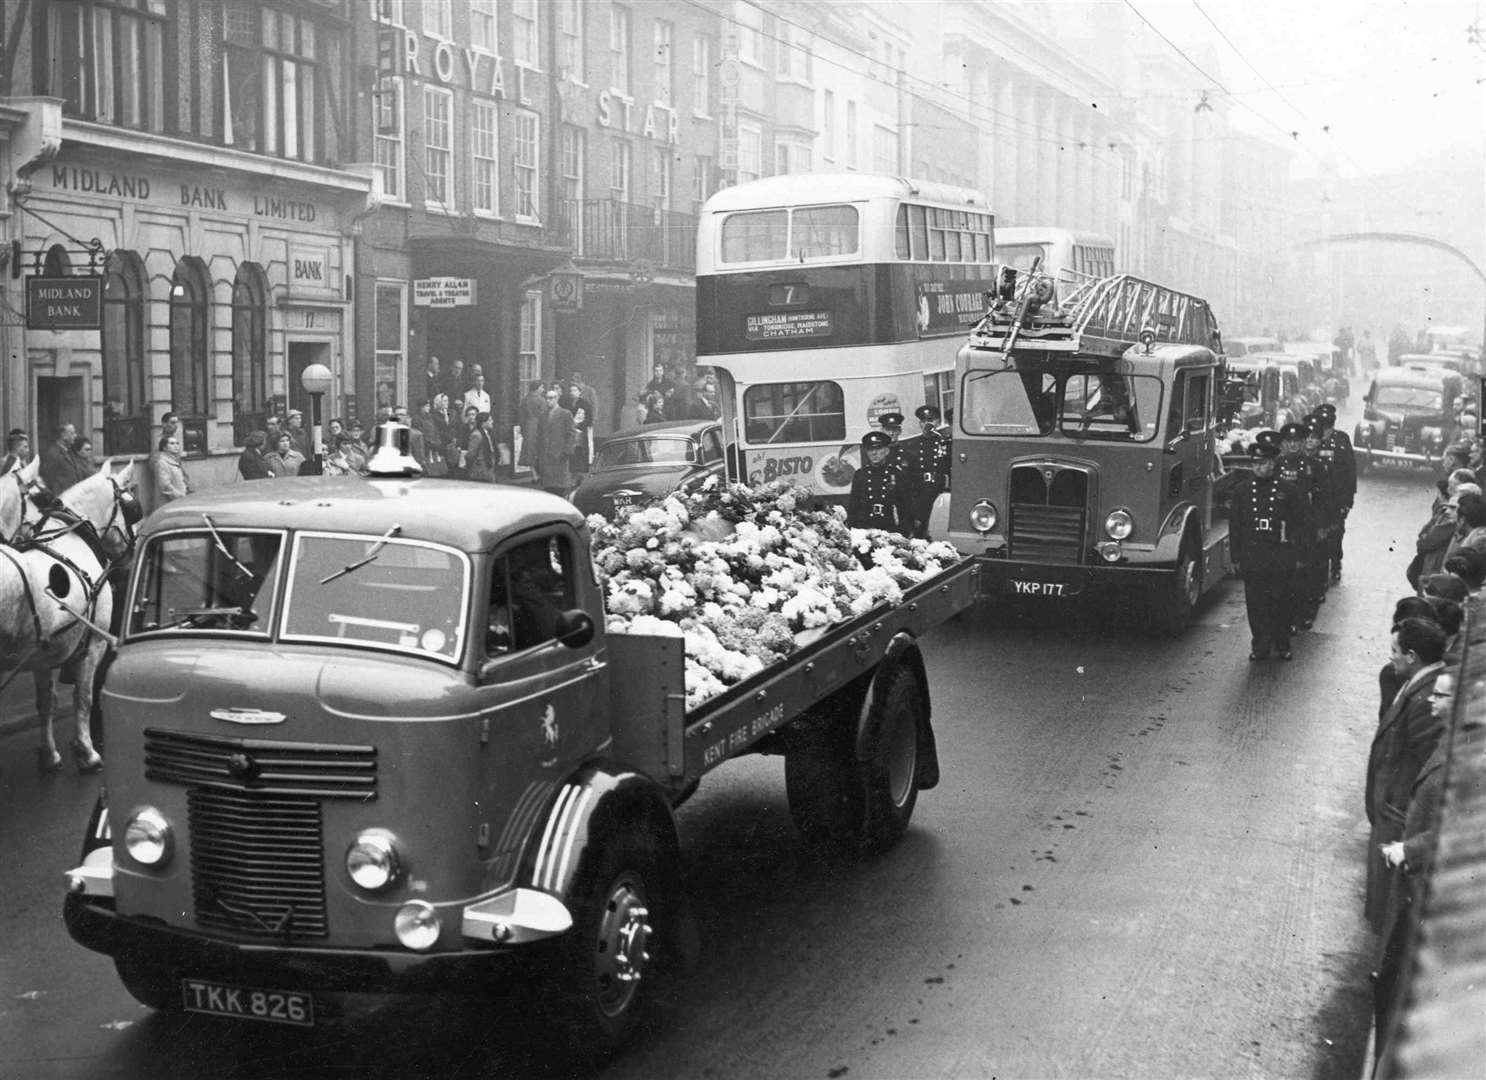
[961,369,1163,442]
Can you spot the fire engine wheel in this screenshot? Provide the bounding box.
[547,831,673,1059]
[785,664,925,857]
[1153,535,1202,634]
[114,955,183,1012]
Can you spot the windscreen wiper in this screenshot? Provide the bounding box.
[320,524,401,585]
[201,514,254,579]
[151,606,254,631]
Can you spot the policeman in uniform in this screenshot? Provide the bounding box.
[1310,402,1356,582]
[1276,420,1330,629]
[847,430,907,533]
[1231,441,1311,661]
[877,411,906,466]
[895,404,952,539]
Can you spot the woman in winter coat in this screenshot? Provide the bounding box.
[152,433,190,505]
[265,431,306,477]
[466,412,499,483]
[561,382,594,477]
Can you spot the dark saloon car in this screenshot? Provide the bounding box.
[569,419,727,518]
[1354,364,1465,474]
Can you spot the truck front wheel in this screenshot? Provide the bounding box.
[1152,534,1202,635]
[114,955,183,1012]
[546,831,674,1060]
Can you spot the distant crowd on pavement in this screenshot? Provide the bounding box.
[1367,433,1486,1068]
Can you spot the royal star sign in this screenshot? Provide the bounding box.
[413,277,477,308]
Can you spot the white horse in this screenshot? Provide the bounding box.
[0,461,138,772]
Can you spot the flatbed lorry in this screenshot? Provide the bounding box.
[63,462,978,1059]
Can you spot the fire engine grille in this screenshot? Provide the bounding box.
[188,787,328,939]
[144,729,377,800]
[1008,464,1089,562]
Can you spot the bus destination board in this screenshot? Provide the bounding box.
[745,310,832,341]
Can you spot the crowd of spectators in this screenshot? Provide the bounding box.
[1370,438,1486,1064]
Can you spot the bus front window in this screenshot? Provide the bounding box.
[742,380,846,443]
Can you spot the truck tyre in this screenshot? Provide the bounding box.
[114,955,182,1012]
[546,830,674,1061]
[785,665,926,857]
[1153,533,1202,635]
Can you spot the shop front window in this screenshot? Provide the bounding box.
[102,250,149,455]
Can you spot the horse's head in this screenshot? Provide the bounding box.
[61,460,141,560]
[0,457,44,543]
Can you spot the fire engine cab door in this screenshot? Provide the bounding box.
[1165,369,1216,529]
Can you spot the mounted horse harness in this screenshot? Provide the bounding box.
[0,474,142,693]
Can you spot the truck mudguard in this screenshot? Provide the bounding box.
[854,634,940,790]
[1153,503,1200,562]
[520,762,682,903]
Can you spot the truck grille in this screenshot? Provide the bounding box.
[188,788,327,939]
[144,729,377,800]
[1008,464,1088,562]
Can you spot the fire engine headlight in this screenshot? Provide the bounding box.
[394,901,441,950]
[969,499,998,533]
[346,831,401,891]
[1104,509,1134,540]
[123,807,172,867]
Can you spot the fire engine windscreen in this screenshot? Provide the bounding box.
[961,367,1162,442]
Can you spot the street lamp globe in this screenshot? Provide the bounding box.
[299,363,334,470]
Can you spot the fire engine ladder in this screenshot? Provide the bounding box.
[966,273,1221,361]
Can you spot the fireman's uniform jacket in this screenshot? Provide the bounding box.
[893,427,951,536]
[1316,428,1357,516]
[1230,471,1312,574]
[1275,451,1331,548]
[848,459,908,532]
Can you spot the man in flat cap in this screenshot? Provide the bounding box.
[1230,441,1311,661]
[848,429,907,533]
[894,404,951,539]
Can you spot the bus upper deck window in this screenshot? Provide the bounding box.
[791,204,858,258]
[722,209,788,263]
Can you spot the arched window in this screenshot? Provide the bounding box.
[41,243,72,276]
[102,250,149,454]
[231,263,269,445]
[169,256,211,418]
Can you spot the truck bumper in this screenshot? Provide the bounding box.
[968,549,1179,600]
[64,893,528,995]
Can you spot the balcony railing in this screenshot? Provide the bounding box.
[558,199,697,273]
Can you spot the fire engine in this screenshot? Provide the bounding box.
[936,266,1235,631]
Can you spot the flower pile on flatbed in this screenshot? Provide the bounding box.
[589,478,961,709]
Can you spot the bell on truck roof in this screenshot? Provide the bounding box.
[365,422,424,478]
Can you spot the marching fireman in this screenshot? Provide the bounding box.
[1275,421,1330,630]
[847,429,908,534]
[1310,402,1356,582]
[896,404,952,539]
[1302,416,1338,611]
[878,411,907,468]
[1231,440,1312,661]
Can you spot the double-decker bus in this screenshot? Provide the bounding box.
[695,174,997,498]
[993,226,1116,305]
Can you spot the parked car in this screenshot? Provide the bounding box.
[1353,364,1465,474]
[1225,335,1282,358]
[569,419,727,518]
[1284,341,1350,403]
[1396,351,1478,380]
[1220,355,1297,431]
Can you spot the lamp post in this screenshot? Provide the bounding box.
[300,363,333,474]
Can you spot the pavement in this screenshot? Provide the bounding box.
[0,668,44,741]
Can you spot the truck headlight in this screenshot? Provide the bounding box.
[346,831,401,891]
[123,807,172,867]
[969,499,998,533]
[395,901,441,950]
[1421,426,1443,443]
[1104,509,1134,540]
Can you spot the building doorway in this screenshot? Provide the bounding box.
[35,374,87,448]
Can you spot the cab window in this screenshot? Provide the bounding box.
[699,427,724,463]
[487,534,578,657]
